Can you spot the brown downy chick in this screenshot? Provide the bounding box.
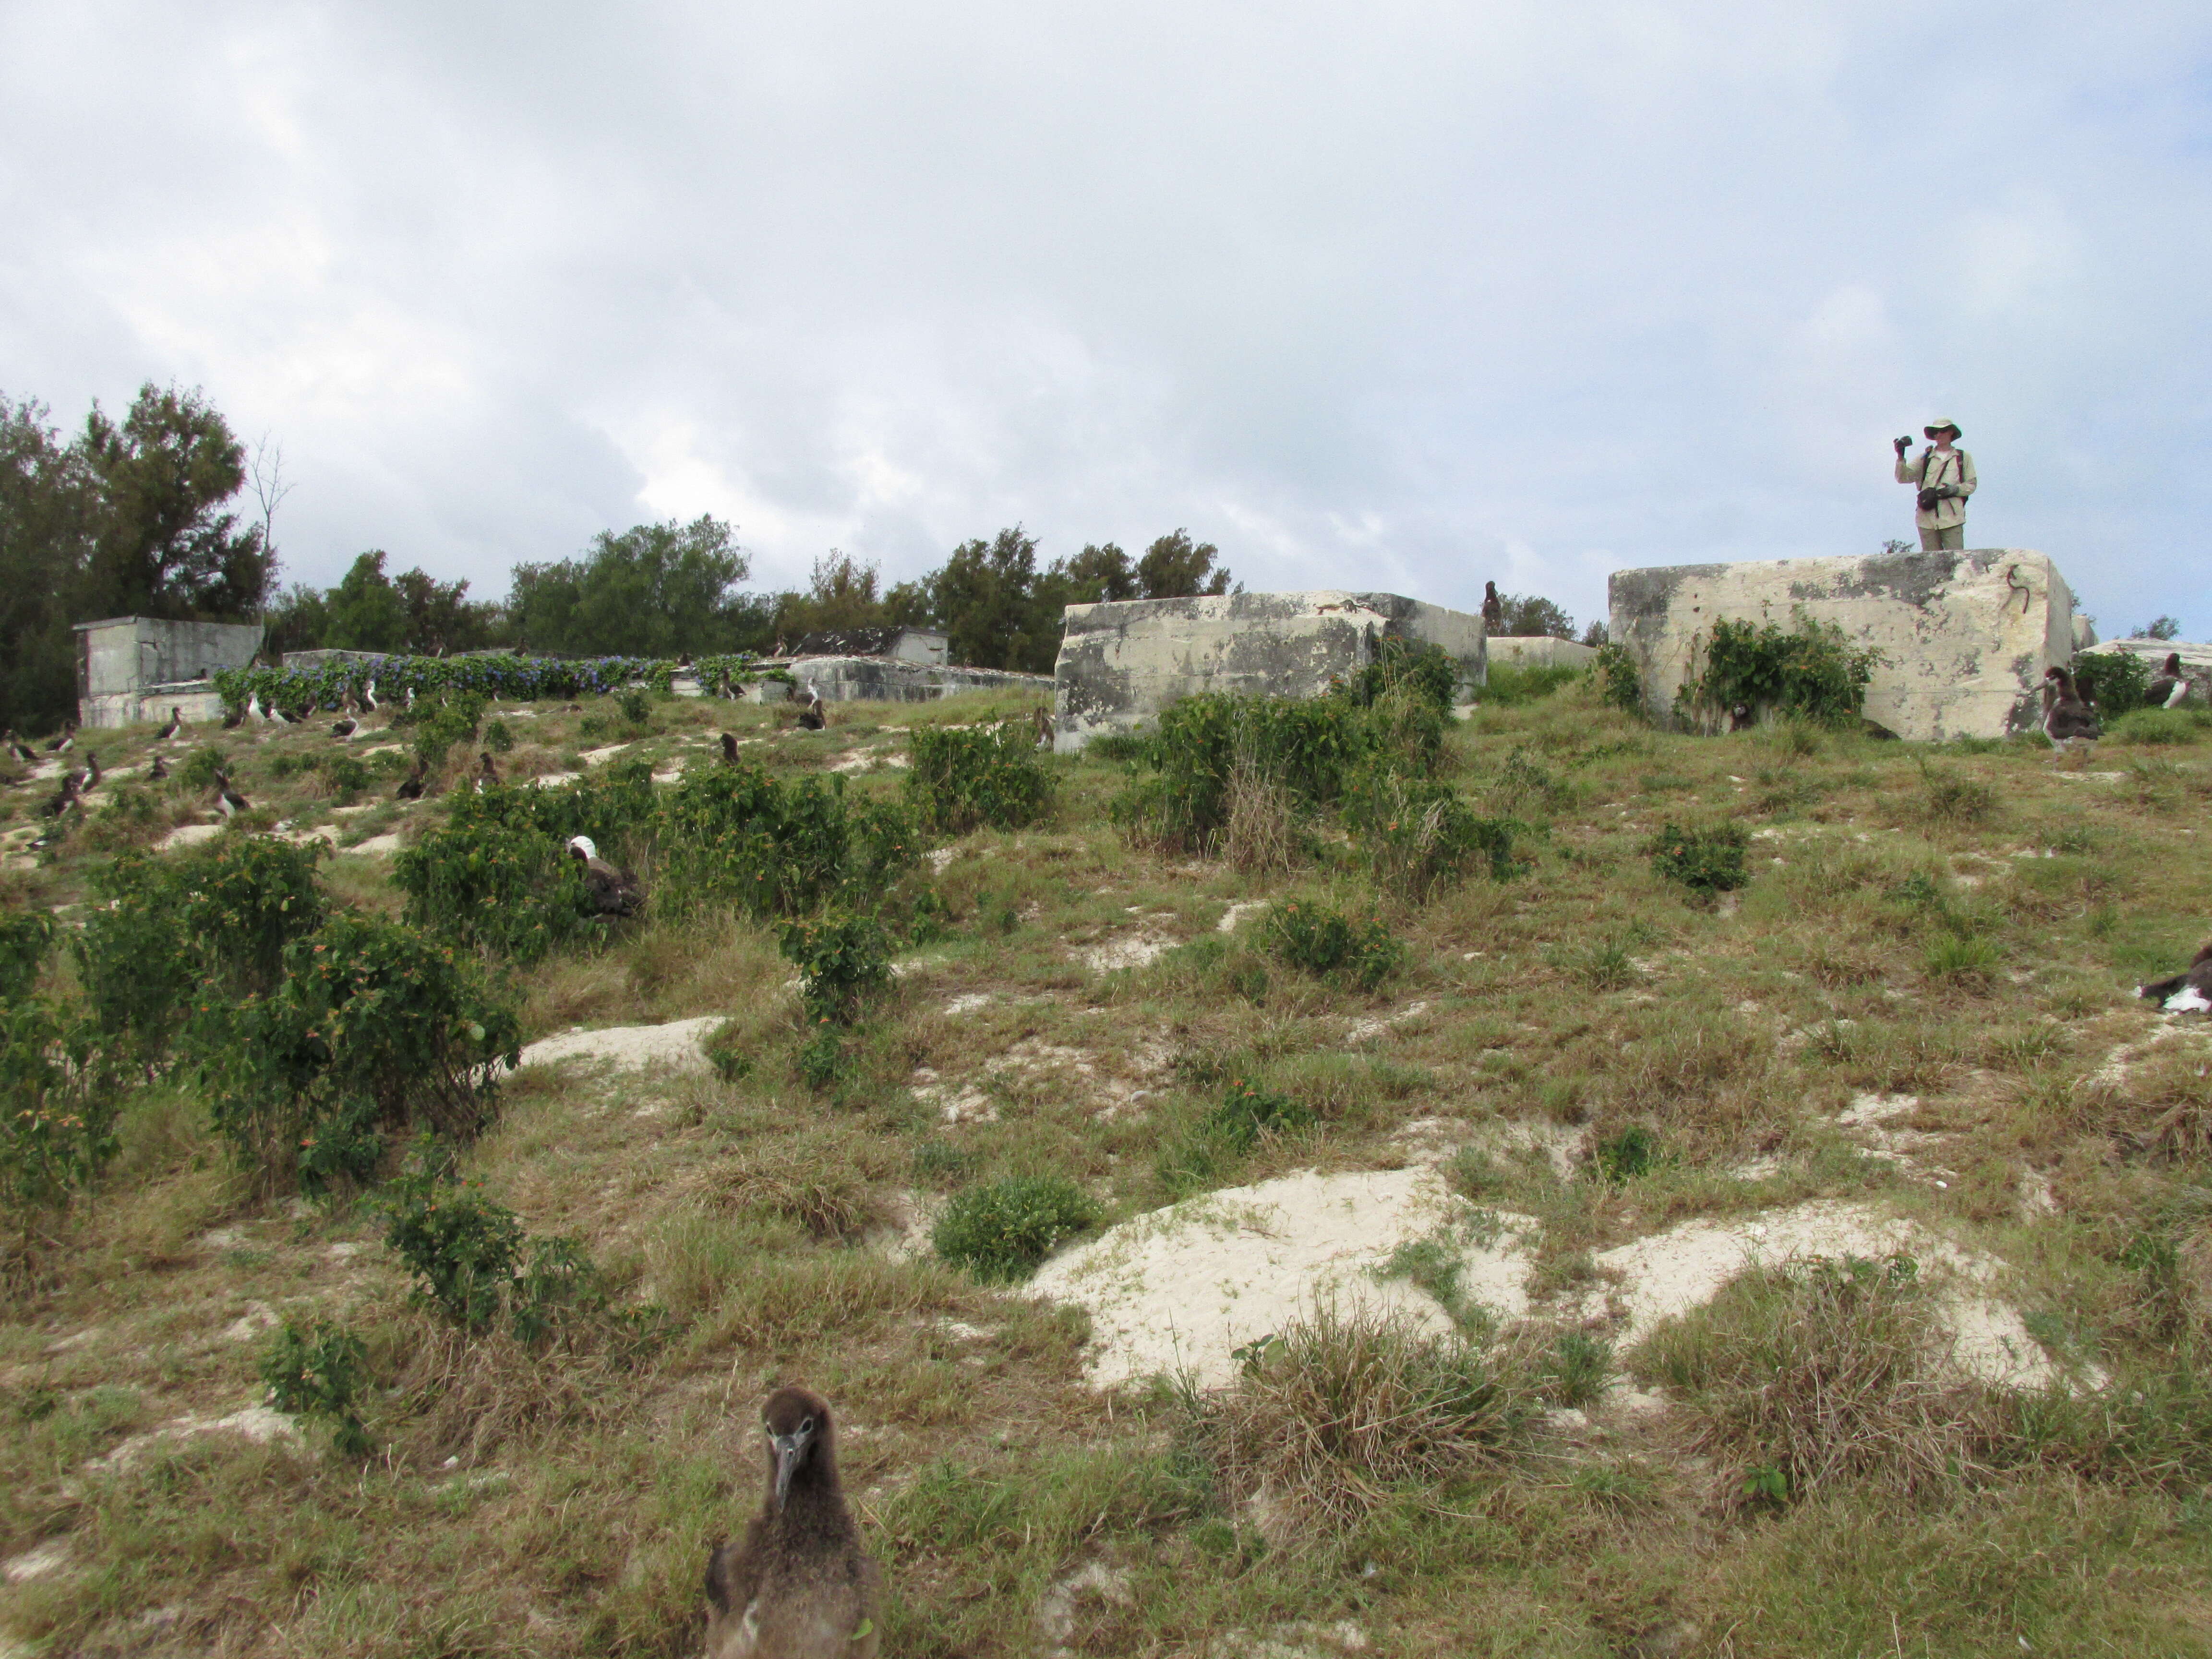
[704,1386,880,1659]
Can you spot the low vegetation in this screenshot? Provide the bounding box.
[4,664,2212,1657]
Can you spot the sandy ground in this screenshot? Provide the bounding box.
[511,1015,727,1075]
[1030,1166,1536,1389]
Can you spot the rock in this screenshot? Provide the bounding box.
[1608,548,2081,741]
[1053,589,1488,752]
[86,1404,302,1474]
[509,1015,726,1075]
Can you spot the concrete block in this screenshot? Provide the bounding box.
[74,616,263,728]
[1607,549,2080,742]
[781,656,1050,705]
[1052,590,1487,752]
[1487,636,1598,671]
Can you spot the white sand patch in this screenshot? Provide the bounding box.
[1076,932,1174,974]
[3,1540,69,1584]
[942,993,997,1017]
[343,831,407,855]
[358,743,406,757]
[271,823,338,848]
[156,823,222,852]
[1037,1561,1135,1650]
[1217,901,1266,933]
[829,745,906,773]
[911,1068,998,1123]
[87,1404,302,1474]
[528,771,580,788]
[1462,1118,1587,1182]
[1209,1620,1370,1658]
[47,1326,103,1354]
[1030,1167,1535,1390]
[926,847,958,874]
[1345,1000,1431,1044]
[511,1015,726,1075]
[221,1301,280,1343]
[579,744,630,766]
[1593,1199,2077,1390]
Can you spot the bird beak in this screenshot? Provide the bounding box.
[770,1425,813,1510]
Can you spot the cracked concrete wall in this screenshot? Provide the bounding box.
[1052,590,1487,752]
[1607,549,2079,742]
[74,615,264,729]
[1488,636,1598,671]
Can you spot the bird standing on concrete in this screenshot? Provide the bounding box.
[213,770,251,819]
[2147,652,2191,709]
[703,1386,881,1659]
[2140,944,2212,1014]
[566,835,642,916]
[2041,666,2100,760]
[156,706,184,741]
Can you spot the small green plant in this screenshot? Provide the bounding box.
[1543,1329,1613,1407]
[930,1174,1099,1283]
[1677,612,1882,729]
[1201,1075,1318,1153]
[1914,758,1996,825]
[1592,1124,1663,1184]
[905,720,1055,833]
[1480,662,1584,706]
[1594,642,1644,714]
[380,1155,605,1340]
[1346,770,1520,902]
[1924,933,2001,983]
[1647,823,1749,893]
[178,743,231,791]
[481,717,516,753]
[778,909,892,1023]
[0,913,54,1004]
[2109,707,2207,746]
[399,690,489,770]
[260,1318,373,1456]
[324,755,371,803]
[793,1023,850,1091]
[617,688,653,727]
[1262,900,1404,991]
[0,1000,119,1262]
[2071,649,2153,718]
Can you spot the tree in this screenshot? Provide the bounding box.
[324,552,411,652]
[928,527,1061,673]
[0,397,96,733]
[772,552,888,643]
[1054,542,1142,604]
[2133,616,2182,641]
[1496,592,1575,638]
[261,583,331,658]
[1136,530,1231,599]
[507,515,767,658]
[393,565,500,654]
[79,383,272,620]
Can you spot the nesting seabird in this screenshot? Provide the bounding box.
[2140,943,2212,1014]
[474,751,499,793]
[795,683,826,731]
[37,772,79,818]
[396,762,427,801]
[2041,666,2100,758]
[79,752,101,794]
[214,770,251,819]
[45,720,74,754]
[361,680,380,712]
[1728,702,1756,733]
[156,706,184,741]
[2147,652,2191,710]
[565,835,641,917]
[3,729,35,764]
[332,716,359,740]
[147,754,168,781]
[719,731,740,764]
[704,1386,881,1659]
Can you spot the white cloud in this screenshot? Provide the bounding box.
[0,0,2206,636]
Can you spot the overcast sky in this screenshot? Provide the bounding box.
[3,1,2207,637]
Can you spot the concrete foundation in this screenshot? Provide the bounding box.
[1051,590,1488,752]
[1487,636,1598,671]
[75,616,263,729]
[1607,549,2080,742]
[772,655,1050,705]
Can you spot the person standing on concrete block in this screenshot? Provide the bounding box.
[1893,419,1976,551]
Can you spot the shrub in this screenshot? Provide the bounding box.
[778,909,893,1023]
[217,651,783,720]
[931,1174,1099,1283]
[1628,1254,1990,1501]
[1346,770,1519,902]
[191,913,521,1190]
[617,688,653,726]
[792,1024,850,1091]
[178,742,231,791]
[261,1318,373,1456]
[2071,649,2153,718]
[1677,612,1882,728]
[1592,1123,1663,1184]
[380,1159,608,1341]
[1338,637,1459,713]
[654,762,917,922]
[1201,1075,1318,1153]
[2110,708,2208,746]
[0,912,53,1003]
[398,690,489,770]
[1594,642,1644,714]
[1110,693,1374,854]
[1915,760,1996,825]
[324,755,371,803]
[1648,823,1749,893]
[0,1000,119,1260]
[1262,900,1404,991]
[906,720,1055,833]
[482,717,516,753]
[394,809,604,964]
[1189,1309,1533,1534]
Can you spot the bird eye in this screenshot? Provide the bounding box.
[801,1417,815,1435]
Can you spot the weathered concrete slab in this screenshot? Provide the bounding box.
[1052,590,1487,752]
[75,616,263,729]
[1607,549,2080,741]
[1487,636,1598,671]
[775,655,1050,705]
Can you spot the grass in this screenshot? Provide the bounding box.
[5,676,2212,1654]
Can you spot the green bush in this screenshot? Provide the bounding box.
[617,688,653,726]
[931,1175,1099,1283]
[778,909,893,1023]
[906,720,1055,833]
[1109,693,1375,854]
[1346,770,1519,902]
[396,690,488,770]
[1594,642,1644,714]
[1338,637,1459,713]
[792,1024,850,1091]
[0,1000,119,1258]
[1262,900,1405,992]
[324,755,371,803]
[379,1158,608,1342]
[0,913,53,1004]
[394,808,604,964]
[1593,1124,1663,1184]
[191,913,521,1190]
[654,762,917,922]
[2071,650,2153,718]
[261,1318,373,1456]
[1647,823,1749,894]
[2109,708,2208,746]
[482,718,516,753]
[1677,612,1881,729]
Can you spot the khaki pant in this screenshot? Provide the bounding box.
[1920,523,1964,551]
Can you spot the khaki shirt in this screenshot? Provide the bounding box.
[1896,446,1976,530]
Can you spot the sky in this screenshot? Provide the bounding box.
[2,0,2208,639]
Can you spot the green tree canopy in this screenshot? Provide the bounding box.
[506,515,769,658]
[1134,529,1231,600]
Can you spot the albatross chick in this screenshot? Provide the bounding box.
[2041,665,2100,761]
[566,835,641,917]
[2140,943,2212,1014]
[704,1386,881,1659]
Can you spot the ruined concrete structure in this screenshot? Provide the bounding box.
[1607,548,2080,742]
[1051,590,1488,752]
[2083,638,2212,704]
[789,626,948,665]
[75,615,263,729]
[1487,636,1598,671]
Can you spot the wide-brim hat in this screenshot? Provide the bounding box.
[1923,419,1961,438]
